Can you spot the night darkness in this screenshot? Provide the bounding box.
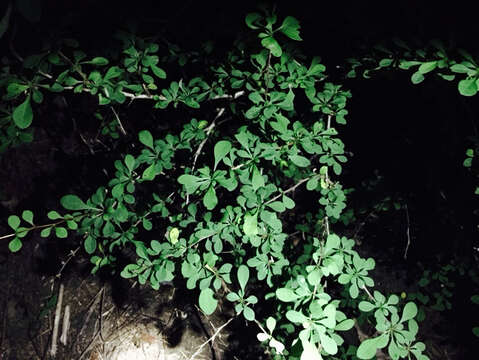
[1,0,479,358]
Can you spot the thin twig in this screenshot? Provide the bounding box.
[212,90,245,100]
[264,177,310,206]
[188,317,233,360]
[70,287,104,353]
[186,107,225,204]
[98,286,105,343]
[403,203,411,260]
[322,120,332,239]
[56,246,80,279]
[76,330,100,360]
[75,287,105,360]
[191,107,224,172]
[110,106,127,136]
[361,285,375,302]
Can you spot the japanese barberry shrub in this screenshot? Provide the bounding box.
[1,7,431,360]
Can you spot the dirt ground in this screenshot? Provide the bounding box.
[0,236,237,360]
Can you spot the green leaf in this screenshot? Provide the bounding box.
[84,236,96,254]
[278,89,295,111]
[55,227,68,238]
[120,264,139,279]
[320,333,338,355]
[279,16,302,41]
[199,288,218,315]
[32,89,43,103]
[243,306,255,321]
[138,130,154,148]
[261,36,282,57]
[203,186,218,210]
[169,227,180,244]
[267,201,285,212]
[286,310,306,323]
[359,301,375,312]
[450,63,471,73]
[411,72,424,84]
[306,177,318,191]
[104,66,123,81]
[458,78,478,96]
[335,319,354,331]
[142,163,157,180]
[245,106,261,119]
[251,166,265,190]
[249,92,263,105]
[243,212,258,237]
[87,57,109,66]
[60,194,90,211]
[266,317,276,332]
[399,60,422,70]
[124,154,135,171]
[289,154,310,167]
[301,340,322,360]
[471,295,479,304]
[178,174,203,194]
[7,83,29,97]
[276,288,298,302]
[238,265,249,291]
[142,218,152,231]
[21,210,34,225]
[357,338,380,359]
[245,13,261,29]
[49,83,64,92]
[40,227,51,237]
[9,237,22,252]
[283,195,295,209]
[226,292,240,302]
[418,61,437,74]
[8,215,20,230]
[13,96,33,129]
[214,140,232,169]
[151,65,166,79]
[401,302,418,322]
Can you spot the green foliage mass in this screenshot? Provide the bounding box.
[3,3,478,359]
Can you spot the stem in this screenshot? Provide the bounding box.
[0,212,96,241]
[323,115,333,236]
[191,108,223,172]
[361,285,375,302]
[403,203,411,260]
[58,51,88,82]
[110,106,127,136]
[187,107,225,205]
[264,177,311,206]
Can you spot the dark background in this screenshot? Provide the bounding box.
[1,0,479,356]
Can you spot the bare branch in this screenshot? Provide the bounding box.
[110,106,127,136]
[189,317,233,360]
[403,203,411,260]
[264,177,311,206]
